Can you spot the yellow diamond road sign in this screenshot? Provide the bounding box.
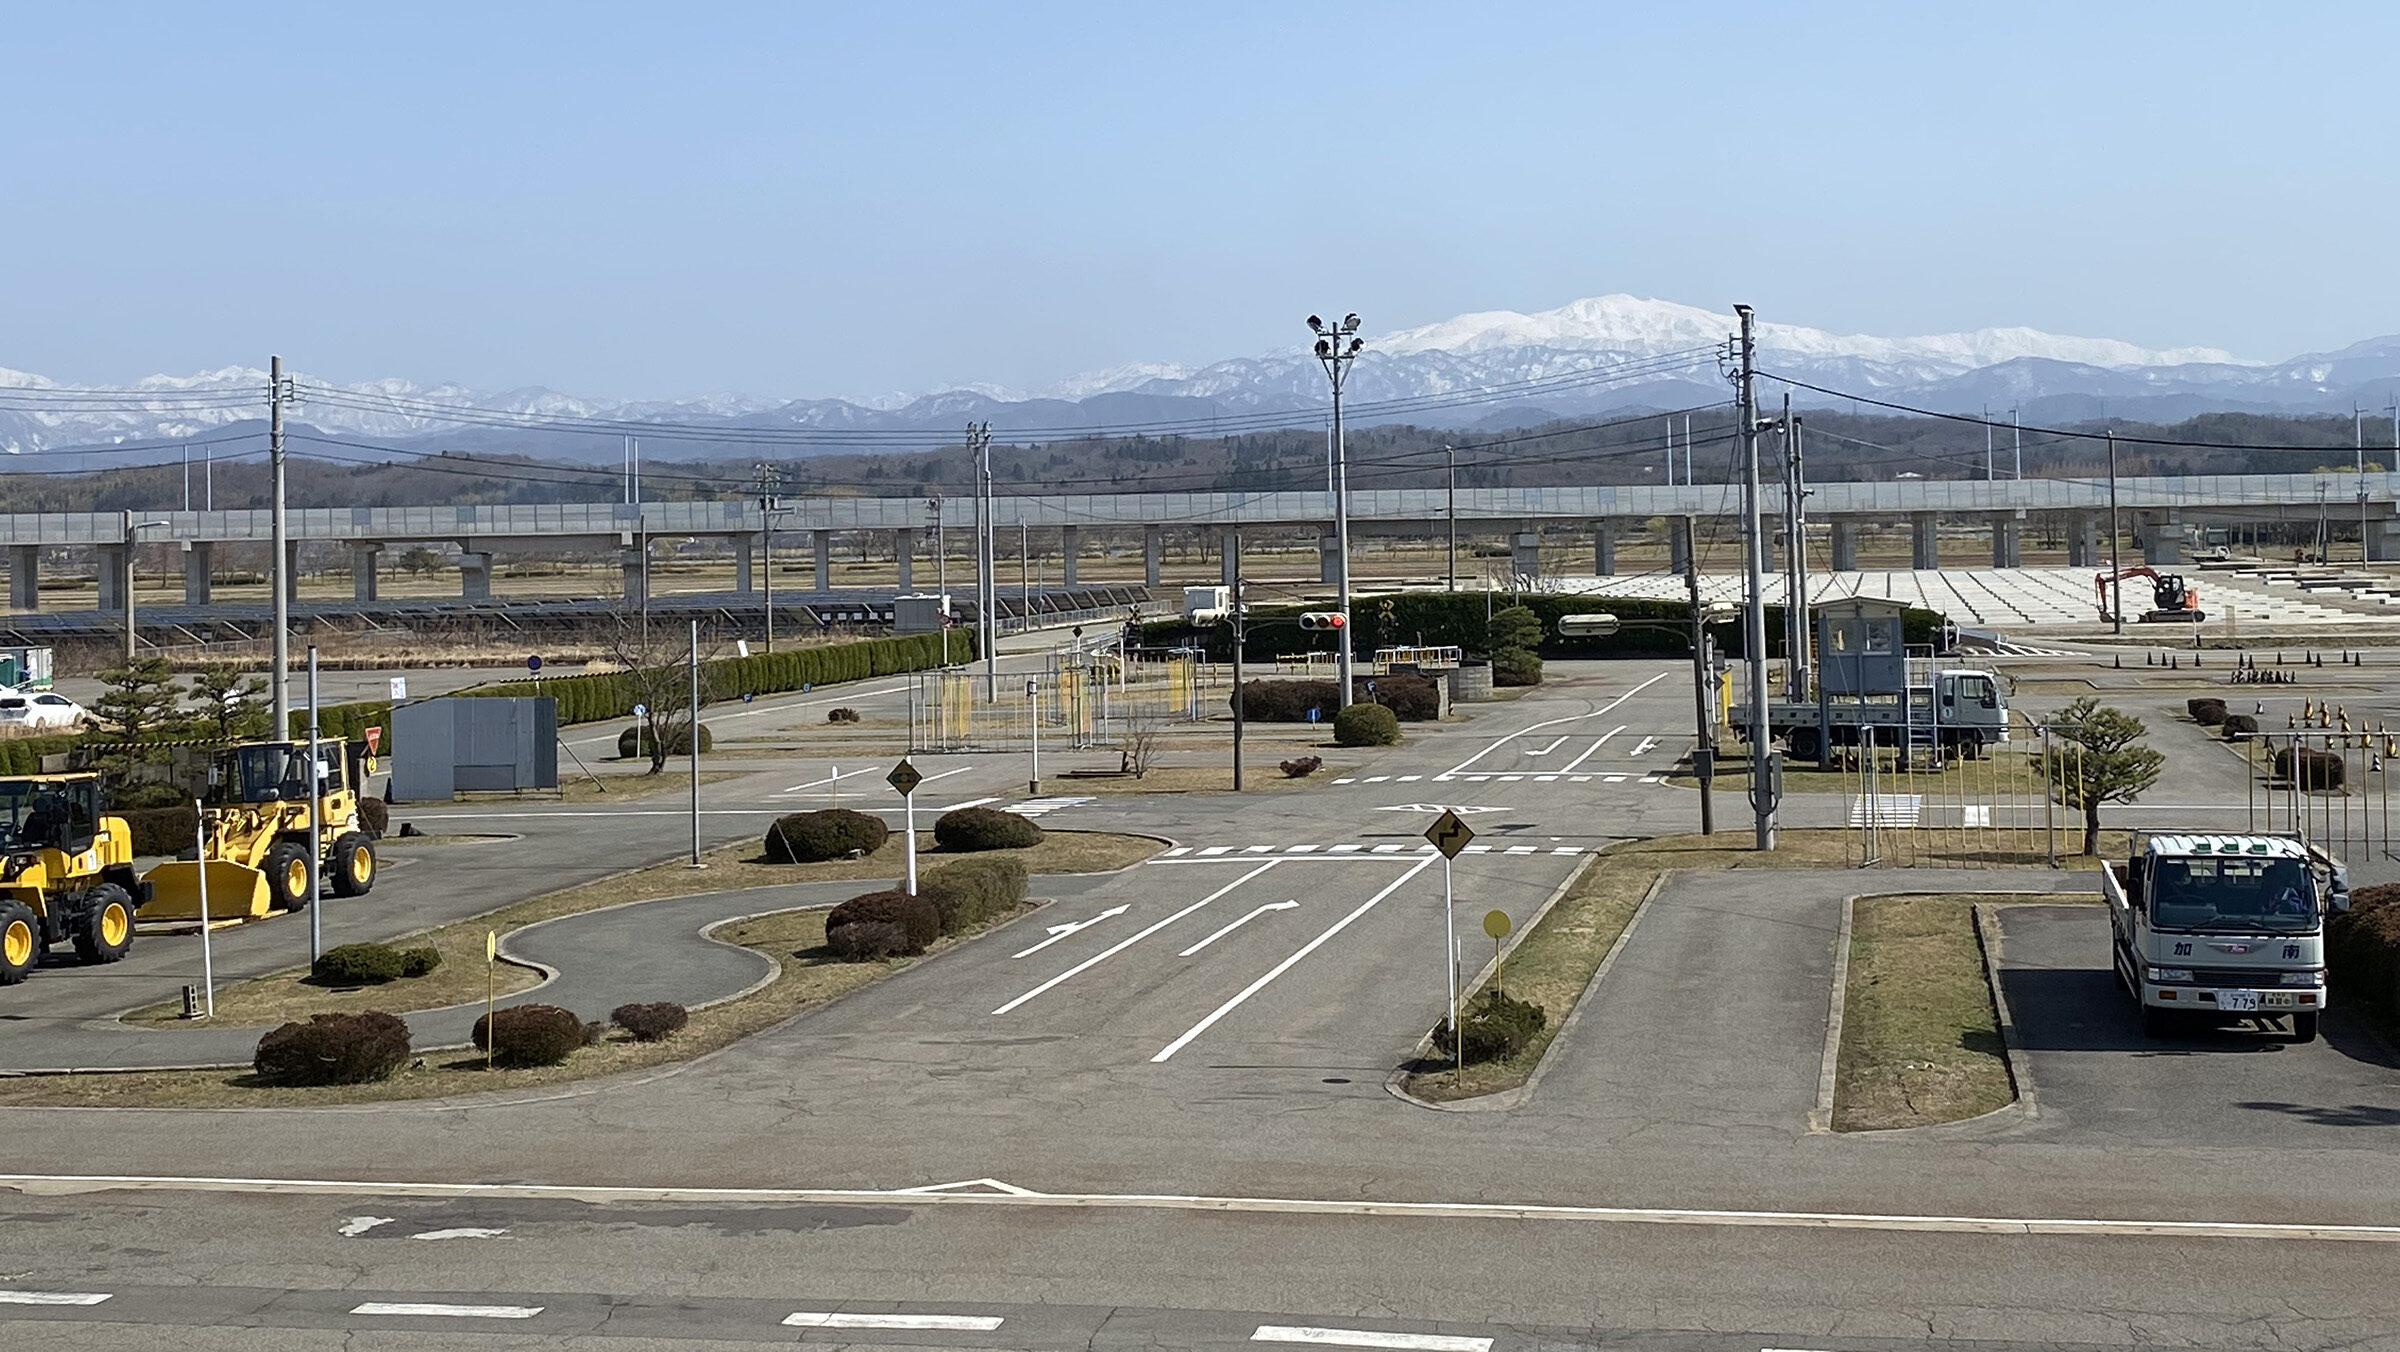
[1425,808,1475,859]
[887,759,924,796]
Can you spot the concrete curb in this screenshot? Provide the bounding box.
[1975,902,2041,1122]
[1808,893,1858,1134]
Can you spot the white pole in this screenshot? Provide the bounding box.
[306,645,323,962]
[194,802,213,1019]
[1443,853,1458,1062]
[1027,677,1041,793]
[903,782,918,896]
[688,618,700,866]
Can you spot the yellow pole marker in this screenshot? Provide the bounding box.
[1483,909,1512,993]
[485,930,498,1070]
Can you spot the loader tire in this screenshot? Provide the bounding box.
[264,841,314,912]
[0,900,39,985]
[70,884,133,965]
[329,832,375,898]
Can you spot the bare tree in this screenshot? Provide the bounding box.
[1118,709,1163,779]
[601,602,727,775]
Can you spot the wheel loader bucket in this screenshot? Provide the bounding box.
[138,860,273,923]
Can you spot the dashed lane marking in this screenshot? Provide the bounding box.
[1004,795,1096,818]
[0,1291,112,1306]
[352,1302,543,1319]
[409,1227,507,1241]
[784,1312,1004,1331]
[1253,1327,1491,1352]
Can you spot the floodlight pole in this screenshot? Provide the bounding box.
[1444,445,1458,592]
[269,356,291,737]
[2107,430,2124,634]
[1311,314,1363,705]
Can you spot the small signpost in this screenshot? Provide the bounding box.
[889,758,924,896]
[526,655,543,673]
[1483,908,1512,991]
[484,930,498,1070]
[388,676,407,702]
[1424,808,1475,1081]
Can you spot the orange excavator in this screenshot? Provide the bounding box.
[2096,566,2205,624]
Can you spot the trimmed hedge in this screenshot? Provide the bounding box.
[1235,677,1438,723]
[825,889,942,960]
[398,946,441,978]
[765,809,889,863]
[2187,697,2229,726]
[471,1004,586,1067]
[1334,703,1401,747]
[2221,713,2260,739]
[2273,746,2347,789]
[0,732,88,777]
[616,722,714,758]
[1436,988,1548,1065]
[610,1001,689,1042]
[919,856,1030,935]
[312,942,405,986]
[933,806,1043,852]
[253,1011,413,1086]
[122,805,199,858]
[2331,883,2400,1037]
[295,629,976,751]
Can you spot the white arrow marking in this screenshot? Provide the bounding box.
[1011,905,1129,958]
[1179,901,1299,955]
[338,1216,395,1237]
[1557,725,1626,772]
[1629,736,1660,757]
[1376,803,1503,814]
[996,860,1279,1013]
[1523,735,1568,756]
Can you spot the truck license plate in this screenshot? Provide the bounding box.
[2217,990,2261,1012]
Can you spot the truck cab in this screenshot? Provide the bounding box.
[2102,834,2345,1042]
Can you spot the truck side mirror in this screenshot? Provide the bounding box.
[2330,888,2351,914]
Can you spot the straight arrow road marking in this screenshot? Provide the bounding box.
[1012,905,1130,958]
[1629,736,1660,757]
[1443,674,1669,776]
[1557,726,1626,772]
[1252,1326,1491,1351]
[1153,854,1438,1062]
[1179,901,1298,955]
[352,1302,543,1319]
[784,1312,1004,1331]
[1524,735,1568,756]
[995,861,1278,1013]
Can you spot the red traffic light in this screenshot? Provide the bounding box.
[1299,611,1348,631]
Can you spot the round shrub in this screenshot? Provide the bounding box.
[918,856,1029,935]
[610,1001,689,1042]
[253,1011,413,1086]
[2187,697,2229,726]
[827,706,861,723]
[764,808,890,863]
[312,942,404,986]
[397,946,442,978]
[1333,702,1401,747]
[357,797,390,839]
[471,1003,586,1067]
[1491,647,1544,687]
[2221,713,2260,739]
[825,889,942,960]
[1436,988,1548,1065]
[1280,755,1323,778]
[933,806,1043,852]
[615,722,714,758]
[1364,673,1442,721]
[2274,746,2348,790]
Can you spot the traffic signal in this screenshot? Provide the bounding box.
[1298,612,1348,632]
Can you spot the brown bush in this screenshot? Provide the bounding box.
[2271,746,2347,789]
[825,889,941,960]
[471,1004,585,1067]
[610,1001,689,1042]
[933,806,1042,851]
[764,808,889,863]
[1280,755,1323,778]
[2187,698,2229,726]
[253,1011,413,1086]
[2221,713,2259,739]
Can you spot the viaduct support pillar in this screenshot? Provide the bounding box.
[186,541,216,606]
[1592,522,1617,576]
[1143,525,1161,587]
[1668,519,1692,576]
[1318,532,1340,585]
[346,544,375,603]
[2144,512,2184,566]
[1992,514,2022,568]
[732,537,754,594]
[96,544,126,613]
[2068,514,2097,568]
[1829,518,1858,572]
[459,552,492,601]
[1511,529,1541,578]
[813,532,832,592]
[894,527,914,593]
[1910,514,1940,570]
[1059,526,1078,588]
[1221,528,1240,587]
[7,546,34,611]
[2371,517,2400,564]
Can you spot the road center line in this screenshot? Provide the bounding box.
[1442,673,1669,776]
[14,1173,2398,1245]
[993,860,1279,1014]
[1556,726,1625,773]
[1179,901,1298,955]
[352,1301,544,1318]
[0,1291,112,1306]
[1153,854,1438,1062]
[1253,1326,1490,1351]
[783,1312,1003,1331]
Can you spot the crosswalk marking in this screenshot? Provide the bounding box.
[1849,794,1924,826]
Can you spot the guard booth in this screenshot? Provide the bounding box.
[388,696,559,802]
[1812,595,1911,768]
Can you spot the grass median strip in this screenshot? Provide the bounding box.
[120,830,1162,1030]
[1400,831,2112,1105]
[1833,893,2093,1132]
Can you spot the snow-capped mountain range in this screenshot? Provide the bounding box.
[5,295,2396,464]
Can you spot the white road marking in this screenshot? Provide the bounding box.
[1433,773,1455,782]
[1498,774,1524,781]
[1363,775,1389,783]
[1179,900,1299,955]
[994,861,1278,1013]
[1550,846,1583,855]
[1329,844,1362,853]
[1253,1327,1490,1352]
[940,795,1000,811]
[1286,844,1318,852]
[1153,853,1439,1063]
[1629,736,1660,757]
[29,1172,2400,1245]
[784,1312,1004,1331]
[1442,673,1670,776]
[1963,806,1992,826]
[1165,846,1192,857]
[1536,774,1558,782]
[1243,845,1273,854]
[1504,845,1536,855]
[1398,774,1421,782]
[1371,844,1402,853]
[1604,774,1626,783]
[1011,905,1130,958]
[1333,778,1356,784]
[1463,844,1493,853]
[1200,846,1234,856]
[352,1302,543,1319]
[0,1291,112,1306]
[1557,727,1626,773]
[409,1227,507,1241]
[338,1216,395,1236]
[1525,735,1569,756]
[1570,775,1591,782]
[1377,803,1503,814]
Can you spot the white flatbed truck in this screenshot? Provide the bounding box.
[2102,833,2348,1042]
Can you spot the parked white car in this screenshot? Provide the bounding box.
[0,692,86,731]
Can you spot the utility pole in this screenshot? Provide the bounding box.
[2012,406,2023,479]
[972,423,997,700]
[2358,405,2371,564]
[1683,515,1715,836]
[1984,404,1994,480]
[1682,412,1693,485]
[1782,395,1809,699]
[268,355,292,738]
[1444,445,1458,593]
[1231,531,1245,791]
[1733,305,1775,850]
[756,462,782,654]
[1309,313,1363,706]
[2107,429,2123,634]
[1664,417,1674,484]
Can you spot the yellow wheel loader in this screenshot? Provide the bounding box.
[138,739,377,924]
[0,773,149,986]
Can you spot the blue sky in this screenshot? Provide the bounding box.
[4,2,2393,401]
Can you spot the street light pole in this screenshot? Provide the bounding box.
[2107,429,2124,635]
[1444,444,1457,593]
[1310,313,1364,705]
[268,356,291,737]
[1734,304,1776,850]
[1683,515,1716,836]
[122,514,168,664]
